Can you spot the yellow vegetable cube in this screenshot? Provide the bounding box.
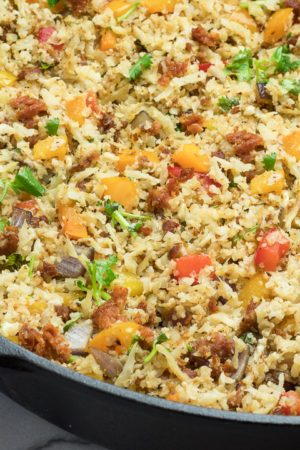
[239,273,271,309]
[283,131,300,161]
[113,271,144,296]
[172,144,210,173]
[102,177,137,211]
[33,135,69,161]
[106,0,132,18]
[250,170,285,195]
[0,71,17,88]
[117,149,159,172]
[229,9,258,33]
[141,0,180,14]
[65,96,86,126]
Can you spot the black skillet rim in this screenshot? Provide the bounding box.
[1,336,300,426]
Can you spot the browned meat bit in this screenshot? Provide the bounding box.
[67,0,89,16]
[192,25,219,48]
[31,215,48,228]
[27,135,39,148]
[245,170,256,182]
[179,114,204,135]
[139,325,154,344]
[42,261,58,278]
[72,151,100,174]
[55,305,70,322]
[238,300,258,336]
[208,297,218,313]
[76,177,91,192]
[168,243,181,259]
[212,150,225,159]
[162,220,179,233]
[182,368,197,378]
[283,0,300,16]
[169,310,192,326]
[286,33,300,45]
[10,96,47,128]
[145,120,161,136]
[227,387,243,410]
[0,226,19,256]
[138,226,152,236]
[225,130,264,163]
[158,58,188,86]
[98,112,114,133]
[185,42,192,52]
[92,286,128,330]
[147,188,171,212]
[18,66,41,81]
[19,323,70,363]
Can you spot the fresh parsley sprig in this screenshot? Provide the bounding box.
[76,255,118,306]
[281,78,300,96]
[272,45,300,74]
[232,225,260,245]
[47,0,60,8]
[262,153,277,171]
[45,118,59,136]
[63,313,82,332]
[129,54,153,81]
[144,333,168,363]
[225,49,254,82]
[218,96,240,112]
[117,2,139,23]
[104,199,152,237]
[0,168,46,203]
[0,218,9,232]
[127,334,144,354]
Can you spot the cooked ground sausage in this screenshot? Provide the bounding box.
[179,113,204,134]
[238,300,258,335]
[92,286,128,330]
[225,130,264,162]
[192,25,219,48]
[10,96,47,127]
[162,220,179,233]
[0,226,19,256]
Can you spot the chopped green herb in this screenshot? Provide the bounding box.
[241,331,257,345]
[0,218,9,232]
[272,45,300,74]
[40,62,54,70]
[45,118,59,136]
[28,255,35,279]
[239,1,265,7]
[187,344,193,352]
[281,78,300,96]
[229,180,238,188]
[144,333,168,363]
[1,254,27,272]
[225,49,254,82]
[127,334,144,354]
[286,32,292,41]
[180,220,187,230]
[218,96,240,112]
[87,137,94,143]
[63,313,82,332]
[175,123,182,132]
[0,180,10,203]
[10,167,46,197]
[96,201,102,206]
[47,0,60,8]
[129,53,153,81]
[68,355,79,363]
[254,58,269,83]
[12,147,21,153]
[116,2,139,23]
[262,152,277,171]
[232,225,260,245]
[104,199,152,237]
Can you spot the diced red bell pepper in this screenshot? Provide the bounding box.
[277,391,300,416]
[199,63,212,72]
[15,199,38,215]
[174,254,213,283]
[254,228,290,271]
[167,166,221,196]
[38,27,64,51]
[86,91,101,115]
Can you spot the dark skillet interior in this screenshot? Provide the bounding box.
[0,336,299,450]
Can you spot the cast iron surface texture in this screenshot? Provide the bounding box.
[0,336,299,450]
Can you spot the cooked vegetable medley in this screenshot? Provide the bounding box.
[0,0,300,415]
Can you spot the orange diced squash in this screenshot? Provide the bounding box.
[264,8,293,45]
[89,322,140,354]
[33,135,69,161]
[100,30,117,51]
[172,144,210,173]
[282,131,300,161]
[116,149,159,172]
[106,0,132,18]
[239,273,271,308]
[229,9,258,33]
[250,170,285,195]
[102,177,137,211]
[59,205,88,240]
[141,0,180,13]
[65,96,86,126]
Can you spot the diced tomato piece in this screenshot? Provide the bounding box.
[168,165,191,178]
[38,27,63,51]
[254,228,290,271]
[174,254,213,283]
[86,91,101,115]
[167,166,221,196]
[15,199,38,215]
[277,391,300,416]
[199,63,212,72]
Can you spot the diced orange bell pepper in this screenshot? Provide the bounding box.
[89,321,141,354]
[282,131,300,161]
[172,144,210,173]
[58,205,88,240]
[229,9,258,33]
[141,0,180,14]
[117,149,159,172]
[102,177,137,211]
[264,8,293,45]
[239,273,271,308]
[33,135,69,161]
[106,0,132,18]
[166,392,180,402]
[65,96,86,126]
[250,170,285,195]
[100,30,117,51]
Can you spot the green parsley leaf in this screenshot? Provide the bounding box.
[225,49,254,82]
[87,137,94,143]
[45,118,59,136]
[262,152,277,171]
[116,2,139,23]
[68,355,79,363]
[129,53,153,81]
[175,123,182,132]
[281,78,300,96]
[127,334,144,354]
[0,218,9,232]
[232,225,260,245]
[40,62,54,70]
[28,255,35,279]
[104,199,152,237]
[1,254,27,272]
[272,45,300,74]
[10,167,46,197]
[187,344,193,352]
[229,180,238,188]
[0,180,10,203]
[47,0,60,8]
[63,313,82,332]
[218,96,240,112]
[144,333,168,363]
[240,331,257,345]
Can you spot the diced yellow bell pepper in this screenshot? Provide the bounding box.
[106,0,132,18]
[102,177,137,211]
[141,0,180,14]
[113,271,144,296]
[282,131,300,161]
[250,170,285,195]
[27,300,48,314]
[172,144,210,173]
[0,71,17,88]
[33,135,69,161]
[116,149,159,172]
[239,273,271,309]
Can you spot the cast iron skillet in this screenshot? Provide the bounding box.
[0,336,299,449]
